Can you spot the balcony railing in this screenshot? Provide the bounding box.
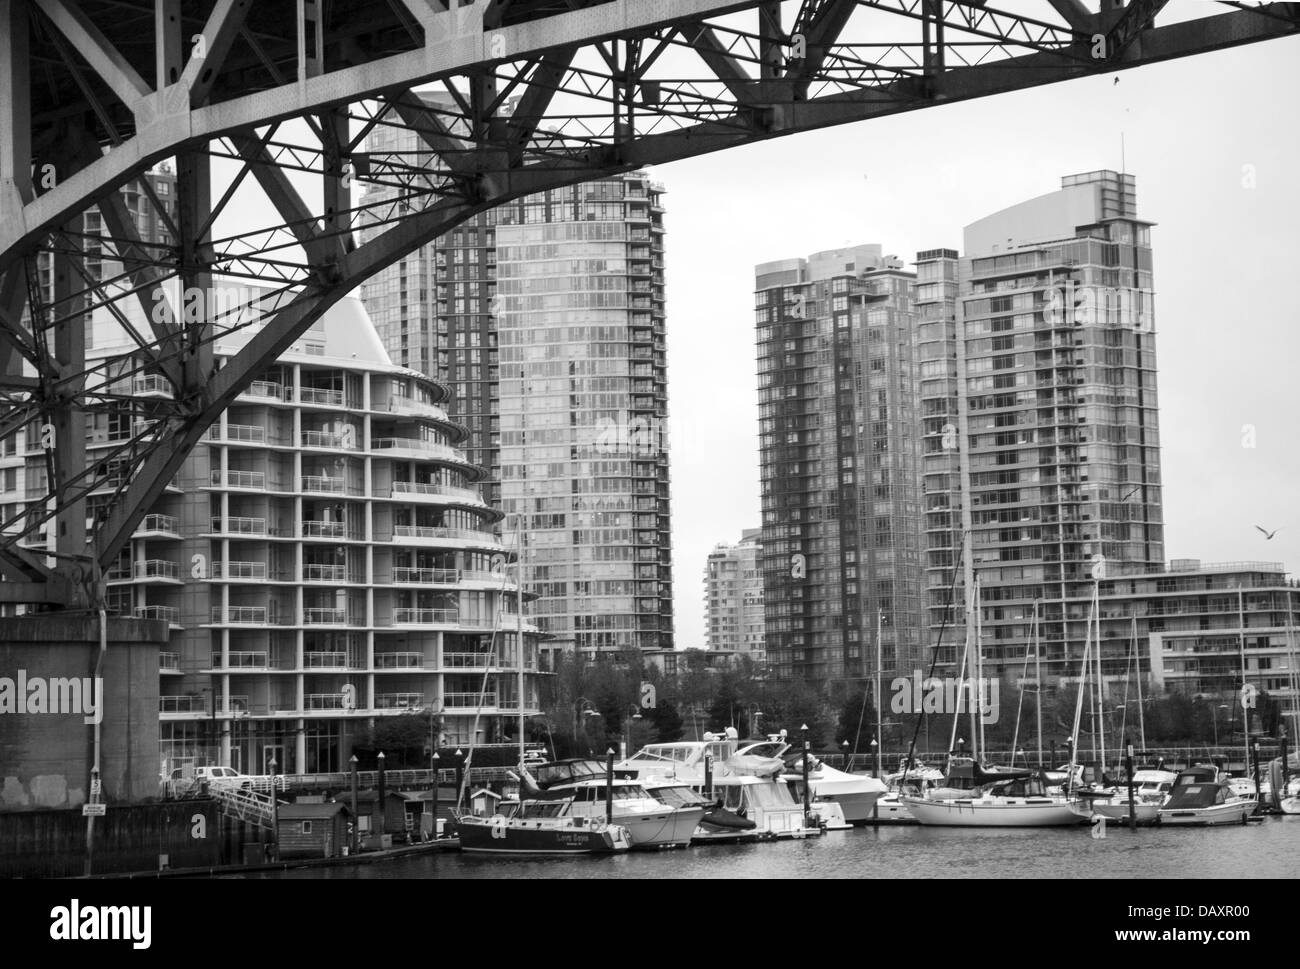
[135,605,179,624]
[374,652,423,669]
[134,559,180,580]
[375,693,426,709]
[303,564,346,583]
[305,651,348,669]
[206,423,266,444]
[212,650,270,669]
[239,380,284,401]
[134,374,173,396]
[159,695,205,713]
[392,608,458,625]
[303,607,349,625]
[135,514,179,536]
[211,605,269,624]
[305,693,347,710]
[392,525,498,544]
[300,475,346,494]
[212,560,267,580]
[391,481,482,503]
[385,397,443,417]
[391,566,460,585]
[211,469,267,490]
[302,520,346,538]
[443,652,497,669]
[158,651,181,672]
[443,692,495,710]
[209,516,267,536]
[299,387,345,407]
[373,437,462,461]
[301,430,356,449]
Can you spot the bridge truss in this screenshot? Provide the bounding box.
[0,0,1295,607]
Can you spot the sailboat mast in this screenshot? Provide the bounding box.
[875,607,883,776]
[1034,603,1043,768]
[975,577,985,761]
[1133,616,1146,753]
[517,524,526,771]
[1095,582,1105,778]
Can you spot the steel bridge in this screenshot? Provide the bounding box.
[0,0,1295,609]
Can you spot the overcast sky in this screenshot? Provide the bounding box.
[654,36,1300,649]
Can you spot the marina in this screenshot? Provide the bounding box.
[253,815,1300,880]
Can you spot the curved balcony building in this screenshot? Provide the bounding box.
[85,293,541,775]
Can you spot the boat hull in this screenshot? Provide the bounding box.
[456,817,630,854]
[1079,800,1162,825]
[866,793,919,824]
[618,807,707,849]
[900,796,1085,827]
[1159,800,1256,826]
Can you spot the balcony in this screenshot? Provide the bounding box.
[374,652,424,669]
[373,437,463,462]
[390,480,482,503]
[159,651,181,673]
[302,520,347,538]
[211,605,269,624]
[300,430,356,450]
[442,692,495,710]
[303,607,351,625]
[392,525,499,545]
[133,559,181,582]
[134,374,173,398]
[303,564,347,583]
[206,423,266,445]
[212,560,267,580]
[134,604,180,625]
[305,651,348,670]
[159,695,205,713]
[212,650,270,670]
[443,652,497,669]
[375,693,426,710]
[238,380,284,402]
[299,387,346,407]
[211,469,267,490]
[209,516,267,536]
[392,608,459,626]
[391,566,460,585]
[305,693,346,711]
[385,397,444,419]
[300,475,347,495]
[134,514,180,538]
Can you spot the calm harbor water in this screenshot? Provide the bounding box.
[254,815,1300,880]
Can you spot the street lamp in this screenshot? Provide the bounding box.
[574,697,602,756]
[870,737,879,779]
[623,705,644,760]
[1214,703,1229,747]
[750,706,765,739]
[957,736,966,759]
[841,739,850,772]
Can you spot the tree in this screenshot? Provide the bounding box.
[646,699,684,743]
[358,711,438,768]
[837,690,875,753]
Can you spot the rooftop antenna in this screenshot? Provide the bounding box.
[1120,131,1126,175]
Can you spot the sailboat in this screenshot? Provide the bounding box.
[901,580,1084,827]
[1076,616,1175,824]
[455,526,631,855]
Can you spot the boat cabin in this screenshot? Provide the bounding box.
[1162,767,1235,810]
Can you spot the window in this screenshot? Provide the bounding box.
[301,821,313,835]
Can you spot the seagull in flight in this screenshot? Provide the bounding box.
[1255,525,1281,540]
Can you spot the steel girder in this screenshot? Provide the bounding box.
[0,0,1295,607]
